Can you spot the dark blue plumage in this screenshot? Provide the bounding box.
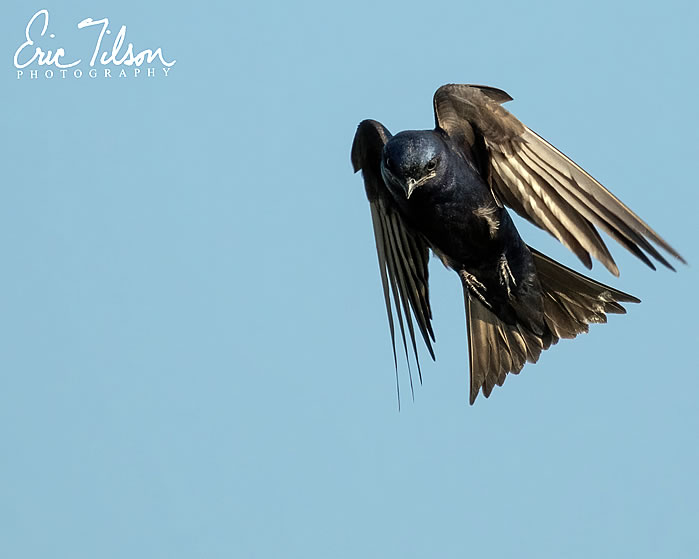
[382,130,546,335]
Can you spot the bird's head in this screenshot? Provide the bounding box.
[381,131,447,200]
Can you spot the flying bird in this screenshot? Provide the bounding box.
[351,84,684,404]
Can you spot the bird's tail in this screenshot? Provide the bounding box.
[464,246,640,404]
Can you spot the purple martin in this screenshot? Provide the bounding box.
[351,84,684,404]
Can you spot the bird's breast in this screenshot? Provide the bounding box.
[404,170,509,268]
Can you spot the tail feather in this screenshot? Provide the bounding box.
[465,246,639,404]
[466,294,554,404]
[531,246,640,340]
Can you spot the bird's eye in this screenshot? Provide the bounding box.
[426,158,437,172]
[384,156,392,170]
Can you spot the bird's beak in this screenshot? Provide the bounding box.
[406,178,418,199]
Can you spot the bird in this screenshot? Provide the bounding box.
[351,84,685,405]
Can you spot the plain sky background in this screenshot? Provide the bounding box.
[2,1,698,557]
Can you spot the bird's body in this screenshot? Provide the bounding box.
[383,131,534,304]
[384,131,505,265]
[351,84,684,404]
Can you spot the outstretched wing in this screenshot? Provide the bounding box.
[351,120,435,395]
[433,84,685,276]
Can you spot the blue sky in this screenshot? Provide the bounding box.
[2,1,698,557]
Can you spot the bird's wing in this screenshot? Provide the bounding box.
[351,120,435,393]
[433,84,685,276]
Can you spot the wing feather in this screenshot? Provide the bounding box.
[351,120,436,397]
[433,84,685,274]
